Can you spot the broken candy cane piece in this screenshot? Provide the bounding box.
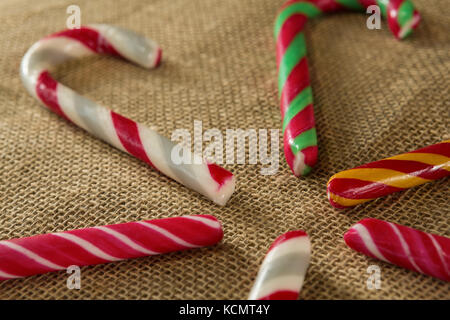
[248,231,311,300]
[276,0,421,176]
[327,140,450,208]
[20,25,235,205]
[0,215,223,281]
[344,218,450,282]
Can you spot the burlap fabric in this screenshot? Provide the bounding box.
[0,0,448,299]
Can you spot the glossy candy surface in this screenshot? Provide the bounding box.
[20,25,235,205]
[275,0,421,176]
[0,215,223,281]
[345,218,450,282]
[248,230,311,300]
[327,141,450,208]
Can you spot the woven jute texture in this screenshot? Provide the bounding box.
[0,0,449,299]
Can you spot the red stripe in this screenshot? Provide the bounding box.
[7,234,104,268]
[387,0,403,38]
[302,145,318,167]
[356,159,449,180]
[148,216,223,247]
[154,48,163,67]
[397,225,449,281]
[268,230,307,253]
[358,0,377,7]
[276,14,307,69]
[410,142,450,158]
[111,222,190,253]
[284,141,296,174]
[328,195,351,209]
[0,243,56,277]
[327,177,403,200]
[49,26,121,57]
[283,104,315,143]
[280,57,310,113]
[344,227,378,260]
[110,111,155,168]
[359,219,420,272]
[279,0,343,12]
[258,290,299,300]
[67,229,144,260]
[207,163,233,188]
[36,71,70,121]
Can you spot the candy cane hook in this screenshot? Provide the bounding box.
[276,0,421,176]
[20,25,235,206]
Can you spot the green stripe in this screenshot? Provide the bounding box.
[274,2,322,39]
[282,86,313,133]
[278,32,307,94]
[290,128,317,155]
[376,0,388,18]
[335,0,364,10]
[397,0,414,27]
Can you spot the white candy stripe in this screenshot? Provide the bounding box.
[181,215,221,229]
[0,269,22,279]
[0,241,65,270]
[388,222,423,273]
[53,233,121,262]
[137,222,198,248]
[20,25,235,206]
[249,234,310,300]
[94,226,158,255]
[427,234,450,278]
[352,224,389,262]
[250,275,304,300]
[263,236,309,266]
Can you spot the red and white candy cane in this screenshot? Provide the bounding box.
[248,231,311,300]
[345,218,450,282]
[276,0,421,176]
[20,25,235,206]
[0,215,223,281]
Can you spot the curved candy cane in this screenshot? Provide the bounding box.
[345,218,450,282]
[248,231,311,300]
[276,0,421,176]
[0,215,223,281]
[327,140,450,208]
[20,25,235,206]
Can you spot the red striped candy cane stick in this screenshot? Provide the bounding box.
[0,215,223,281]
[20,25,235,206]
[276,0,421,176]
[344,218,450,282]
[248,231,311,300]
[327,140,450,209]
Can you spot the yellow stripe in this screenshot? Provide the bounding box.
[328,192,373,207]
[331,168,430,189]
[387,153,450,171]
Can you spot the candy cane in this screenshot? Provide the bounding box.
[344,218,450,282]
[327,140,450,209]
[248,231,311,300]
[276,0,421,176]
[20,25,235,206]
[0,215,223,281]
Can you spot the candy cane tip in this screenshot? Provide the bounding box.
[209,175,236,206]
[154,48,162,67]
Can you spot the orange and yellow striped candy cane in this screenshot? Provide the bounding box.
[327,141,450,209]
